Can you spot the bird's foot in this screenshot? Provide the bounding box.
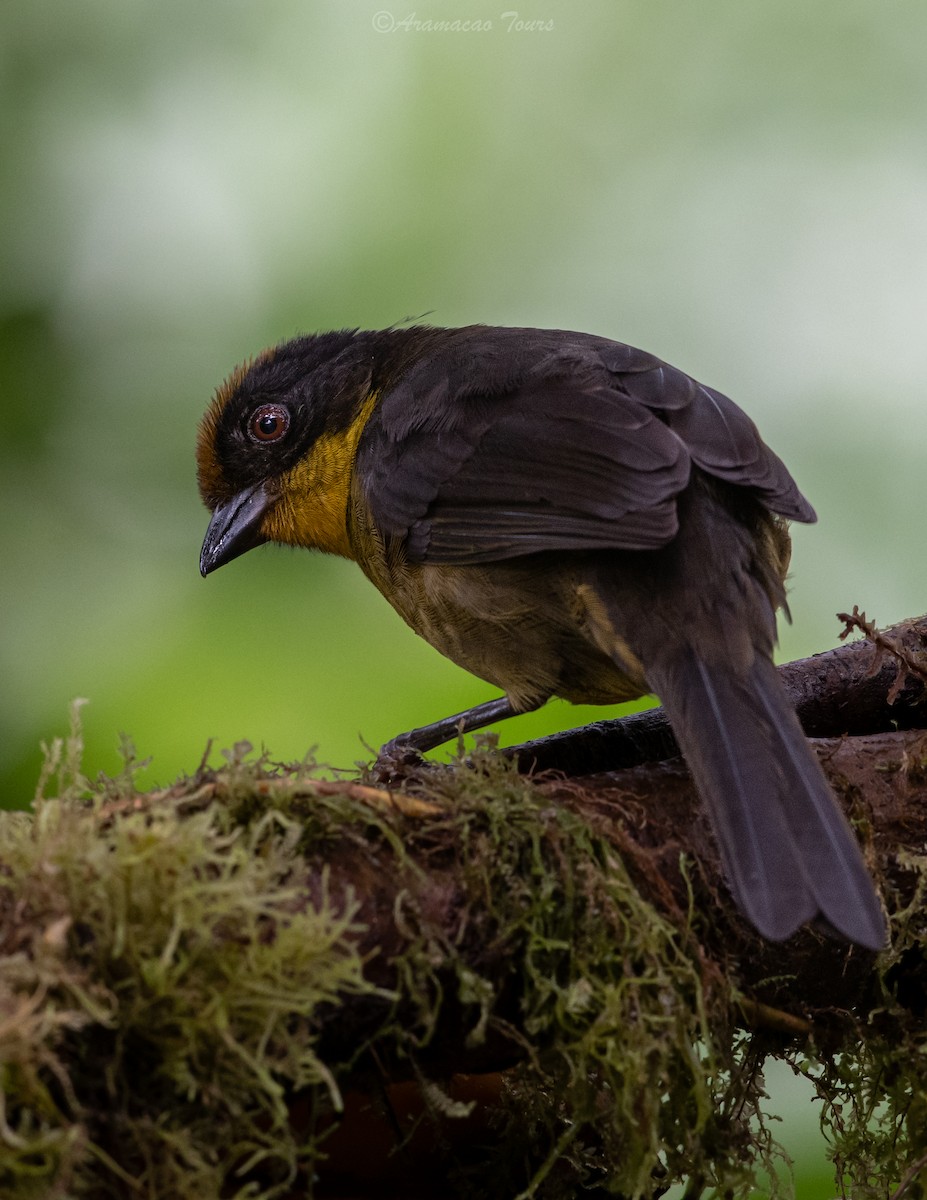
[369,736,427,787]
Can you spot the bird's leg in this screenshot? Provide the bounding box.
[372,696,545,786]
[381,695,539,759]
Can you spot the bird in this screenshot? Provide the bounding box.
[196,323,885,950]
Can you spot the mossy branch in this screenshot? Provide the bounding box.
[2,616,927,1199]
[503,611,927,775]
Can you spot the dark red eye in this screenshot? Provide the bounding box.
[248,403,290,443]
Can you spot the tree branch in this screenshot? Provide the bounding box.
[503,611,927,774]
[4,616,927,1199]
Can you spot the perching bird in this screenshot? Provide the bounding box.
[196,324,885,949]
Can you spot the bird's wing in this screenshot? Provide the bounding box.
[357,334,814,566]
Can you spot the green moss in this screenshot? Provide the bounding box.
[800,849,927,1200]
[0,706,925,1198]
[393,753,743,1196]
[0,708,381,1198]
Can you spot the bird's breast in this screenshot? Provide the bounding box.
[348,504,650,710]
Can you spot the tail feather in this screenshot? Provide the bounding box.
[648,650,885,949]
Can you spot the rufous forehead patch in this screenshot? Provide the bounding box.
[195,347,277,506]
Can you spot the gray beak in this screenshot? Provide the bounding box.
[199,482,274,576]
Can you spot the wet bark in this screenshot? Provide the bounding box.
[503,610,927,775]
[314,616,927,1072]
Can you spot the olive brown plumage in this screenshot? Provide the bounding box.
[197,325,886,950]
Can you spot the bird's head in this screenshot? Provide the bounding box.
[196,331,379,575]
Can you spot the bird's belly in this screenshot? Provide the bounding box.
[368,554,649,711]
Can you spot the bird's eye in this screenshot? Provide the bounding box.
[248,403,290,443]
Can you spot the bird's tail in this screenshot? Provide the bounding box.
[645,648,885,949]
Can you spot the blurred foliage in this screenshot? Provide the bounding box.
[2,4,927,1189]
[3,0,927,804]
[3,0,927,801]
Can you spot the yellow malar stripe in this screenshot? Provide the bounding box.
[263,392,379,559]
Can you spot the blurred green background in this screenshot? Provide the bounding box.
[3,0,926,1191]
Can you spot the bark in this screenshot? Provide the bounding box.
[7,617,927,1199]
[314,615,927,1070]
[503,608,927,774]
[305,616,927,1194]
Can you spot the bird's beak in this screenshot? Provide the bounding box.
[199,482,275,577]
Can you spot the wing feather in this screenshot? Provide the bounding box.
[356,329,814,565]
